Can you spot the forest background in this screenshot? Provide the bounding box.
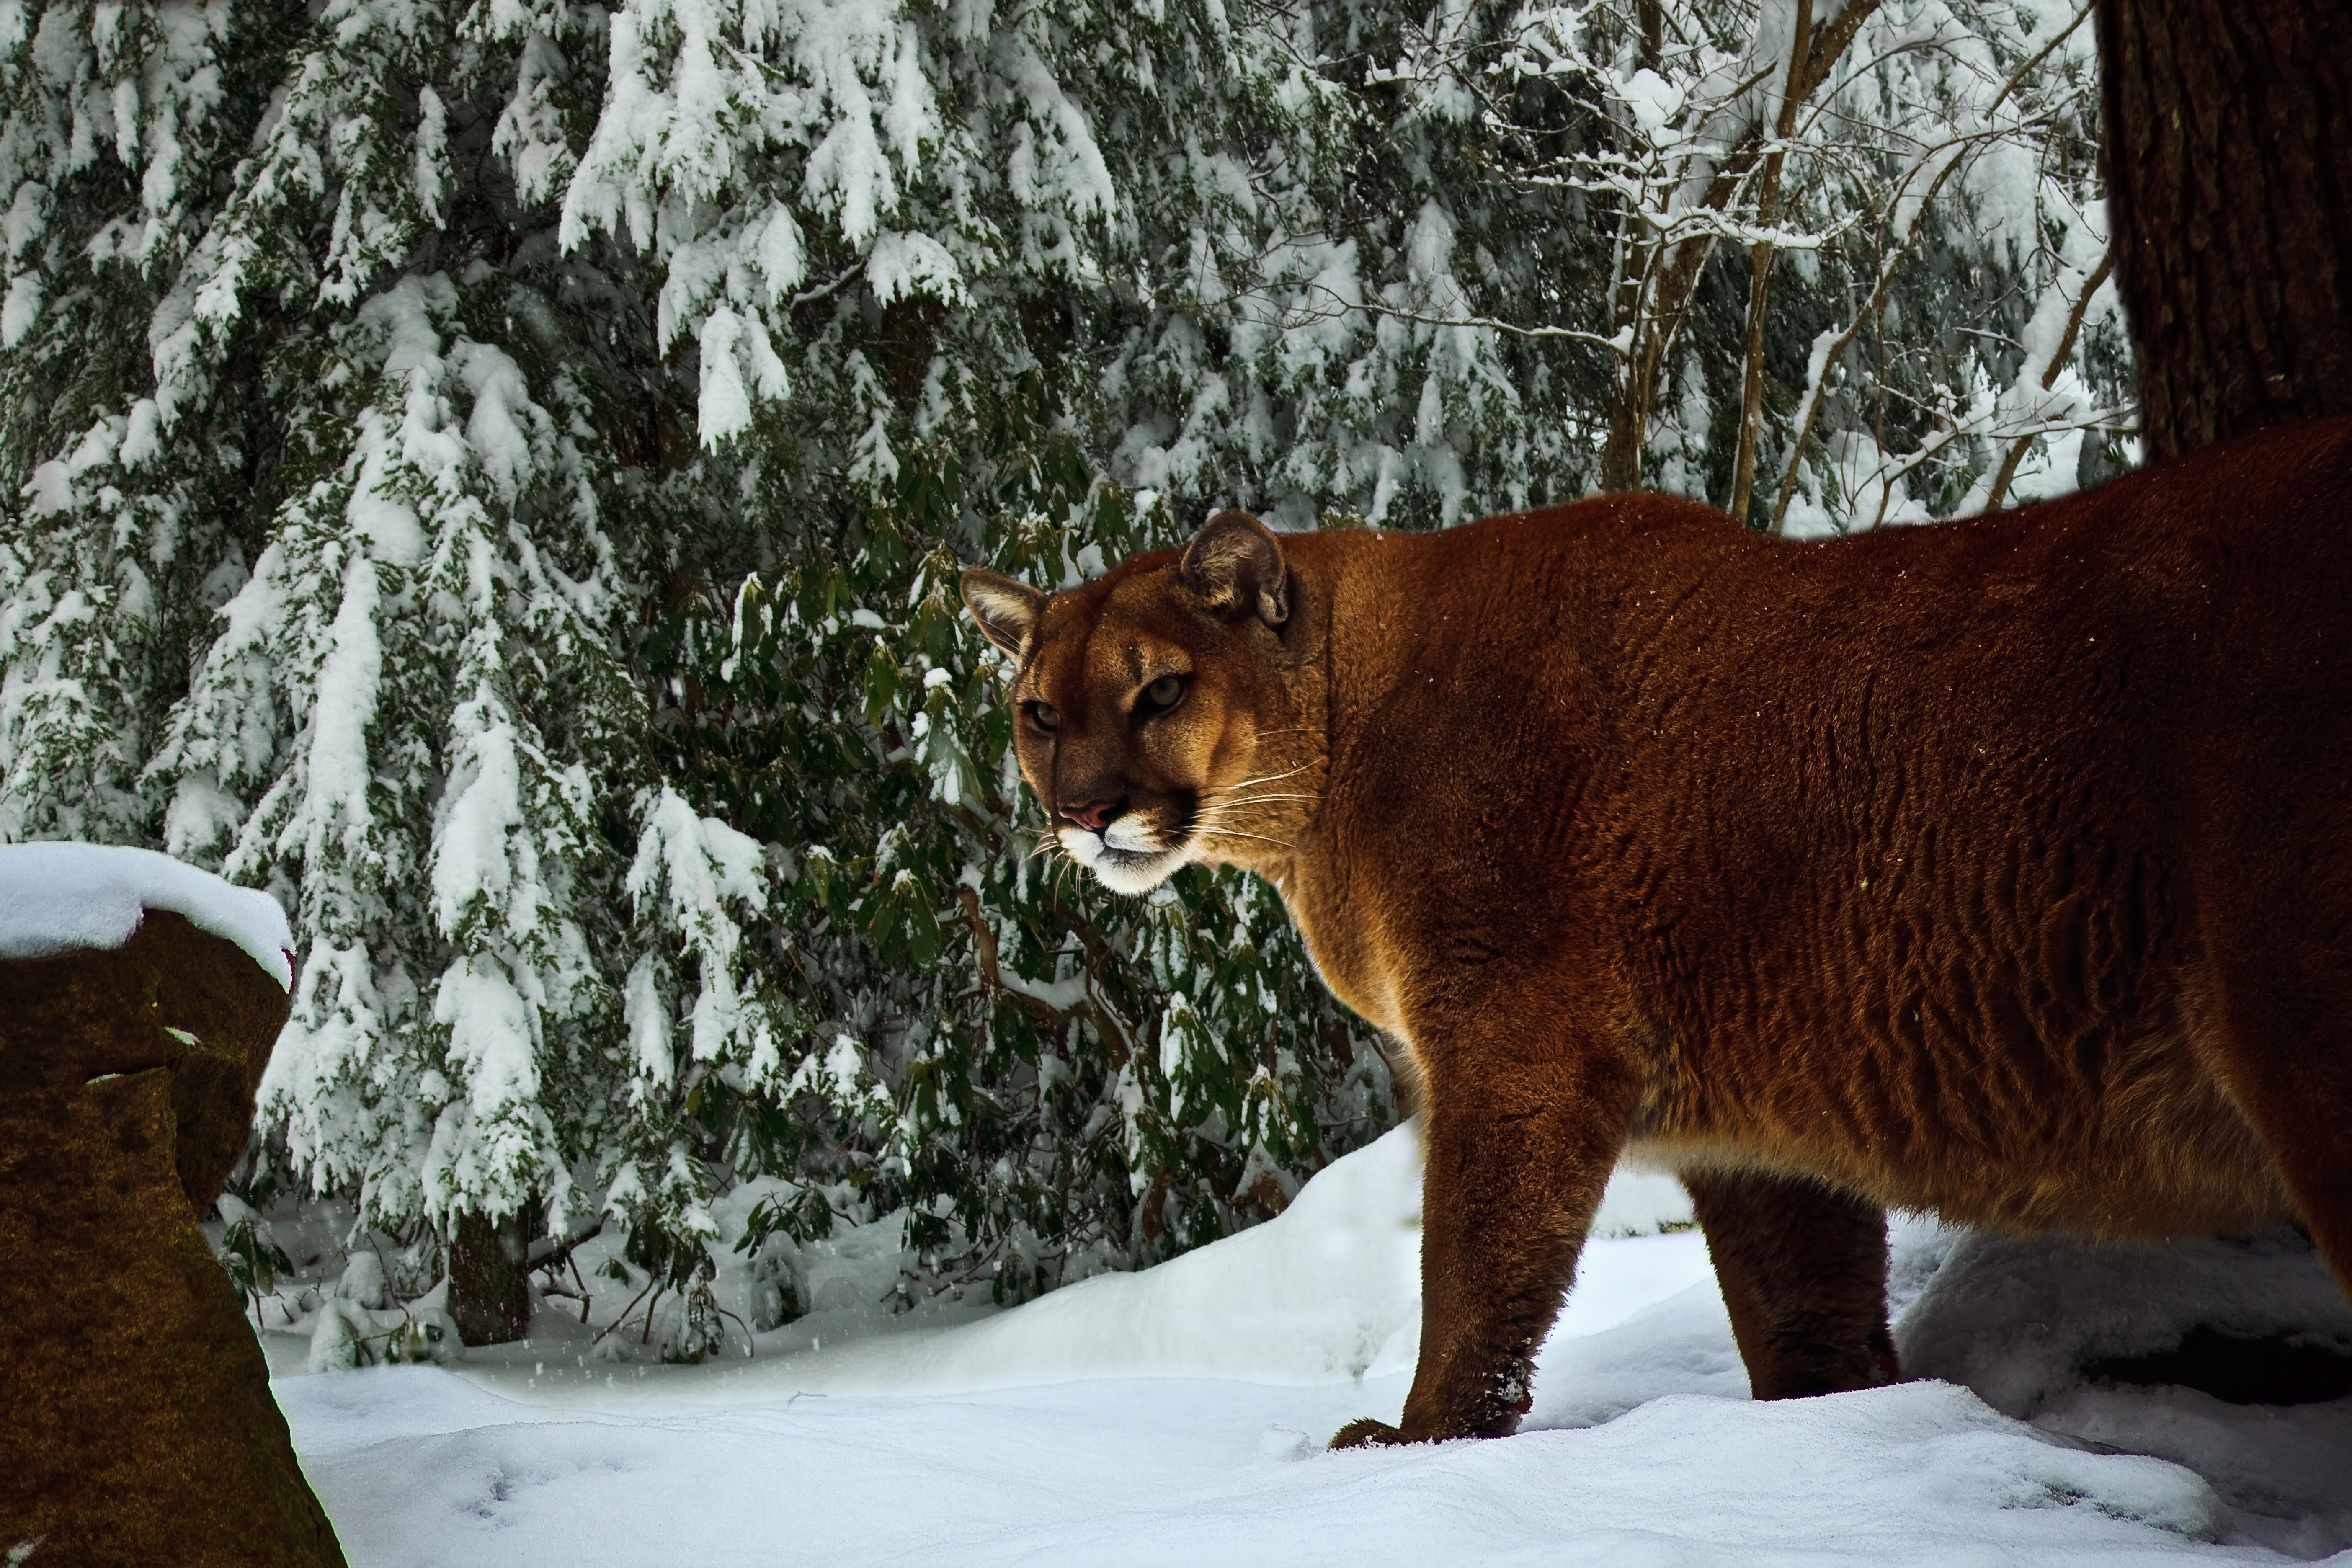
[0,0,2134,1351]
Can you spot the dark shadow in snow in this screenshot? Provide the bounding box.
[2086,1325,2352,1408]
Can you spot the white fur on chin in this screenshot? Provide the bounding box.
[1102,817,1160,854]
[1058,824,1184,894]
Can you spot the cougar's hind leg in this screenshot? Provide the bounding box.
[1683,1168,1898,1400]
[2202,952,2352,1308]
[2193,758,2352,1308]
[1332,1006,1640,1448]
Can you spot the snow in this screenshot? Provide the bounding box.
[1897,1227,2352,1557]
[1616,67,1685,140]
[737,1122,1430,1390]
[1898,1228,2352,1420]
[270,1127,2352,1564]
[0,841,293,986]
[626,787,778,1080]
[283,1369,2254,1568]
[1588,1163,1696,1237]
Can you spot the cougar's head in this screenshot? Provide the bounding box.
[959,511,1321,895]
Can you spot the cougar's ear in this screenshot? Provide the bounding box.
[1179,510,1289,627]
[959,569,1047,658]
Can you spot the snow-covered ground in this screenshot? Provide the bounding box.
[269,1129,2352,1566]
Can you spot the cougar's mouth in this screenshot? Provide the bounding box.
[1058,805,1194,895]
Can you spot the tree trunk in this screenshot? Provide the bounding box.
[1730,0,1814,527]
[1597,0,1883,492]
[449,1208,532,1346]
[2097,0,2352,461]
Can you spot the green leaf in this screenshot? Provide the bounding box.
[863,644,900,725]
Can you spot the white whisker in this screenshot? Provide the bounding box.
[1200,826,1297,851]
[1220,761,1318,790]
[1189,802,1296,849]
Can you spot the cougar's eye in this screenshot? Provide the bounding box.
[1143,674,1185,711]
[1026,701,1059,732]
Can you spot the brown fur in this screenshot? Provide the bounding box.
[959,419,2352,1447]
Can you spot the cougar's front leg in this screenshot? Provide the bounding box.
[1333,1011,1638,1448]
[1681,1169,1898,1400]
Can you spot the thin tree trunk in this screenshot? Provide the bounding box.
[1599,346,1659,493]
[1728,239,1778,524]
[1600,232,1719,492]
[1730,0,1814,527]
[1981,246,2117,513]
[1598,0,1880,493]
[2097,0,2352,461]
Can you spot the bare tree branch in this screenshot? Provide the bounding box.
[1980,244,2118,513]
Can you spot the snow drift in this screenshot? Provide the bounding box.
[271,1129,2352,1563]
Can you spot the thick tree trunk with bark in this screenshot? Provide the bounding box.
[449,1208,533,1345]
[2097,0,2352,461]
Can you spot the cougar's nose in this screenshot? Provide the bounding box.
[1061,797,1125,833]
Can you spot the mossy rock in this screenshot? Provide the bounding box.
[0,910,346,1567]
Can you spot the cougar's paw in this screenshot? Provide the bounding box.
[1329,1418,1413,1449]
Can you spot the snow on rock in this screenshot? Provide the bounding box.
[307,1298,366,1374]
[0,842,293,988]
[1898,1225,2352,1417]
[336,1252,391,1312]
[1896,1222,2352,1555]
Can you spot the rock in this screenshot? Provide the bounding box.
[335,1251,389,1312]
[0,908,346,1568]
